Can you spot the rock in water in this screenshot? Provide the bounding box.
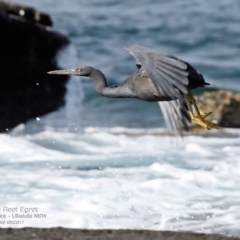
[191,90,240,130]
[0,2,70,132]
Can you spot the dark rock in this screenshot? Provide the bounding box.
[0,1,52,26]
[0,2,70,132]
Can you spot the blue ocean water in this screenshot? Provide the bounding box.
[0,0,240,236]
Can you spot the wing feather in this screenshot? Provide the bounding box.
[158,100,189,136]
[125,44,191,135]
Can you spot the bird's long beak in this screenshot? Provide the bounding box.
[48,69,80,75]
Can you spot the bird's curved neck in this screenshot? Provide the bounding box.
[90,69,108,90]
[90,69,134,98]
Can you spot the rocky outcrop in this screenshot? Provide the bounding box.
[0,2,70,132]
[191,90,240,130]
[0,1,52,26]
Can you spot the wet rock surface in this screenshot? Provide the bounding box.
[0,228,238,240]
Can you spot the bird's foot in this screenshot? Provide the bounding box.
[184,94,219,130]
[191,112,219,130]
[200,112,212,119]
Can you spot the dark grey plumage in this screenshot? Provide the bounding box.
[48,44,211,135]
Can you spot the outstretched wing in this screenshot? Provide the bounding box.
[158,100,189,136]
[125,44,190,135]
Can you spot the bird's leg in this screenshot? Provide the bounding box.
[184,94,219,130]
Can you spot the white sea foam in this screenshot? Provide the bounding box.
[0,128,240,236]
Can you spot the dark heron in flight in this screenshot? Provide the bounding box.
[48,45,219,135]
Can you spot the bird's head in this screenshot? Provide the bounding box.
[48,66,95,77]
